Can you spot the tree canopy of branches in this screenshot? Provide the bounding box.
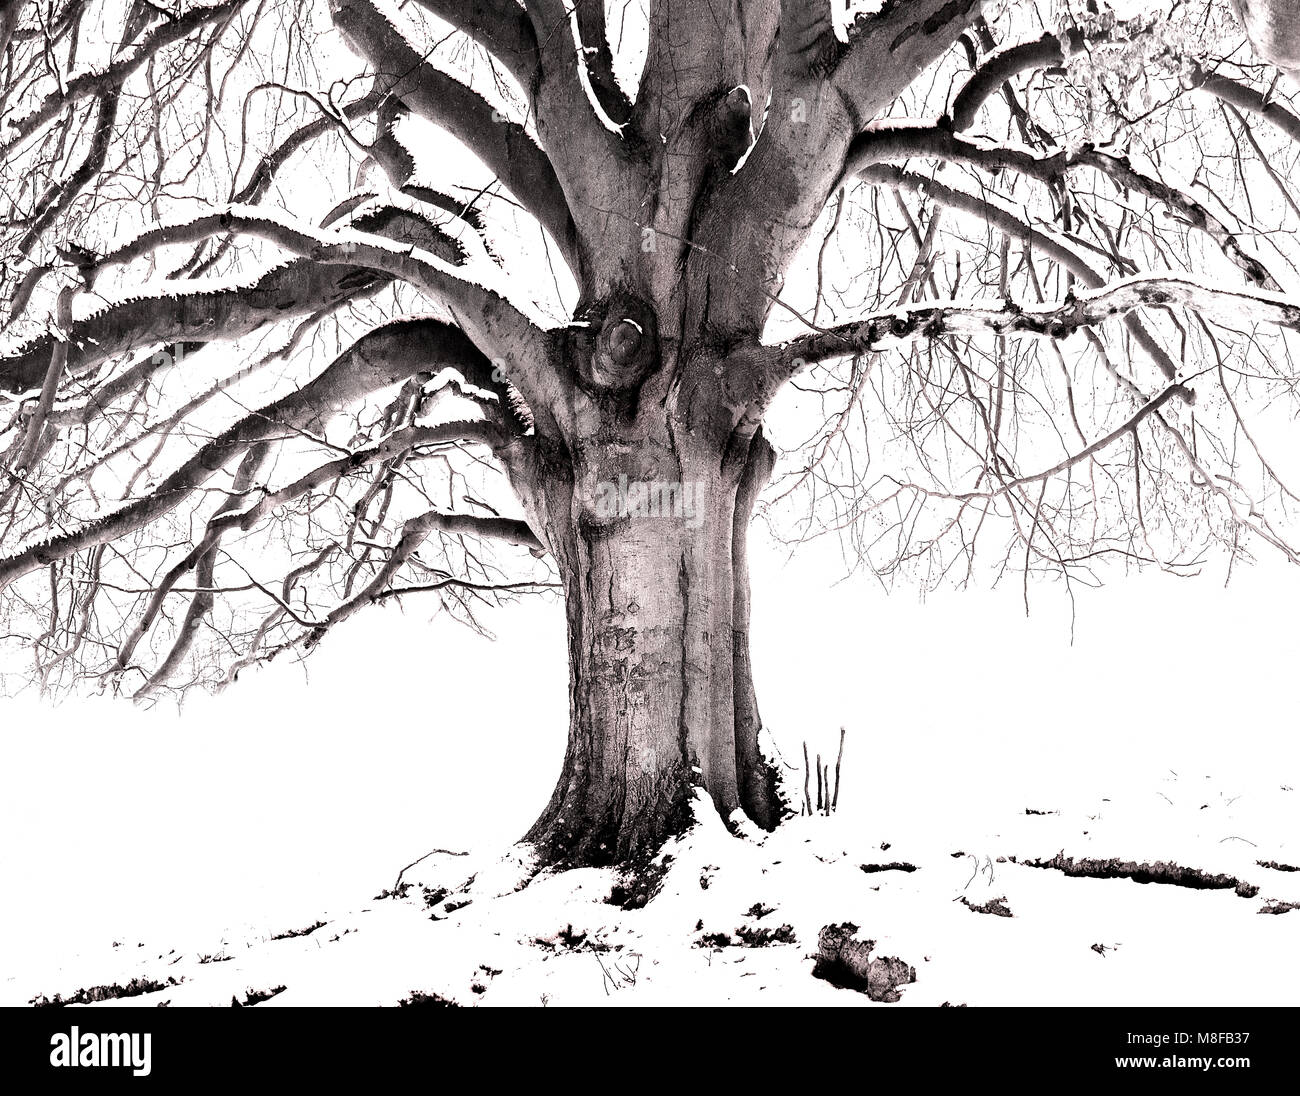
[3,0,1300,864]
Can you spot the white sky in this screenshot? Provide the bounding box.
[2,0,1298,998]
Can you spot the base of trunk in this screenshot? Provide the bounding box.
[518,425,789,869]
[523,761,697,867]
[524,748,790,869]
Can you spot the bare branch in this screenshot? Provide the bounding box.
[301,506,542,650]
[780,271,1295,374]
[0,320,511,589]
[330,0,580,271]
[0,0,249,155]
[856,164,1184,382]
[410,0,537,90]
[849,122,1279,289]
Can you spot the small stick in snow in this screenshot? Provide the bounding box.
[803,742,812,816]
[832,727,845,812]
[393,846,470,893]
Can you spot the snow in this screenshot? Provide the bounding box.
[8,769,1297,1008]
[4,545,1298,1009]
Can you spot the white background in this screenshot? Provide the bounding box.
[3,512,1297,991]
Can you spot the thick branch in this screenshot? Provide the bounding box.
[409,0,537,90]
[780,271,1300,372]
[689,0,981,337]
[1232,0,1300,85]
[330,0,579,271]
[0,320,511,589]
[849,122,1278,289]
[17,87,121,258]
[947,24,1300,147]
[0,0,248,154]
[0,0,23,60]
[1192,63,1300,144]
[833,0,984,114]
[571,0,631,125]
[950,28,1094,130]
[82,203,558,411]
[0,260,380,395]
[0,204,455,396]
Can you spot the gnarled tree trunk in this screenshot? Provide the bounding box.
[492,0,985,866]
[507,325,786,865]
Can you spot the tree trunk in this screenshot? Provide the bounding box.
[518,411,786,865]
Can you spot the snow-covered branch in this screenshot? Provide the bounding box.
[330,0,580,272]
[848,123,1279,289]
[81,203,558,412]
[0,0,250,155]
[0,320,514,591]
[779,271,1300,374]
[856,164,1184,383]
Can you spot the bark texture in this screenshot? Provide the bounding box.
[495,0,986,864]
[513,372,787,864]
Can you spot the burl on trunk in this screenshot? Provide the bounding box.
[503,304,786,866]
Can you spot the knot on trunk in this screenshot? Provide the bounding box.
[605,318,644,366]
[574,293,658,394]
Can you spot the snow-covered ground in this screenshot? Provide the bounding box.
[4,778,1298,1007]
[3,540,1298,1006]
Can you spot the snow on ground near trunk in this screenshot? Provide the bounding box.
[8,772,1298,1008]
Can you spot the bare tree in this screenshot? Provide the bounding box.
[3,0,1300,865]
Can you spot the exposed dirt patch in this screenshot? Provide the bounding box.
[533,924,609,951]
[270,920,326,941]
[737,923,796,946]
[812,922,916,1003]
[232,985,285,1006]
[31,976,180,1007]
[398,990,459,1007]
[860,862,918,874]
[471,964,503,995]
[695,922,797,949]
[1012,853,1259,897]
[960,895,1013,917]
[1257,860,1300,873]
[607,853,673,910]
[1258,900,1300,915]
